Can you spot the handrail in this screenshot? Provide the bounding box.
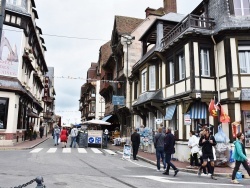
[161,14,215,49]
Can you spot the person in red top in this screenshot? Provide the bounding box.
[60,127,68,148]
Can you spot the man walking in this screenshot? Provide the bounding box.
[131,129,140,160]
[70,125,78,148]
[198,127,217,180]
[163,127,179,176]
[154,127,166,171]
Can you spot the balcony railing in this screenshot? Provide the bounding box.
[161,14,215,49]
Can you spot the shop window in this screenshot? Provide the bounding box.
[0,98,9,129]
[244,111,250,147]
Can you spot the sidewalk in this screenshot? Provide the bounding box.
[0,137,235,178]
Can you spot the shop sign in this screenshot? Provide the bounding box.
[184,114,191,125]
[241,89,250,101]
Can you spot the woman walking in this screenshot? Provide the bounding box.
[231,132,250,184]
[60,127,68,148]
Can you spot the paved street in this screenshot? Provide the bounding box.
[0,138,250,187]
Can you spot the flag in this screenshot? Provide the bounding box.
[220,106,230,123]
[208,99,219,117]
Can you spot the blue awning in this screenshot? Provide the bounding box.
[165,104,176,120]
[190,102,207,119]
[101,115,112,122]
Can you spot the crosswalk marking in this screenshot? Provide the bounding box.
[30,148,43,153]
[62,148,71,153]
[103,149,116,155]
[47,148,57,153]
[30,148,116,155]
[91,148,102,154]
[78,148,87,153]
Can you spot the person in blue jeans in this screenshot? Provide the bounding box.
[163,127,179,176]
[70,125,78,148]
[53,125,61,146]
[154,127,166,171]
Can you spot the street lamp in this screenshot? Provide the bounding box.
[121,35,135,80]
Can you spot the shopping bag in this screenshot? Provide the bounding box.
[58,138,61,143]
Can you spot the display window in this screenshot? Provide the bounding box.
[244,111,250,147]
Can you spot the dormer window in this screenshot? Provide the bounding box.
[230,0,250,16]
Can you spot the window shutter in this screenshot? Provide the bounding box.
[228,0,235,15]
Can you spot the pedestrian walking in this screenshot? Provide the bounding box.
[60,127,68,148]
[198,127,217,180]
[53,125,61,146]
[131,129,140,160]
[154,127,166,171]
[39,126,44,138]
[70,125,78,148]
[231,132,250,184]
[187,131,199,168]
[162,127,179,176]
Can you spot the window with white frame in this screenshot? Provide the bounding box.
[233,0,250,16]
[149,65,156,90]
[178,53,185,80]
[238,46,250,73]
[200,49,210,76]
[169,61,174,84]
[141,68,147,93]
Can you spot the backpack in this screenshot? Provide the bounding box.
[55,128,60,135]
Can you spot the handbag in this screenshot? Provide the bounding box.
[58,137,61,144]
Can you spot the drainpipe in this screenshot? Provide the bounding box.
[0,0,6,46]
[211,34,221,124]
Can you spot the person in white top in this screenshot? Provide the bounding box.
[187,131,200,168]
[70,125,79,148]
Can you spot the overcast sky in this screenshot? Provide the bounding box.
[35,0,202,124]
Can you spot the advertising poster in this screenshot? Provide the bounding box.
[122,144,131,160]
[0,25,22,77]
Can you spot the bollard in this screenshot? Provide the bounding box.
[35,176,45,188]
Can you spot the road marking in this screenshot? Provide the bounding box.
[91,148,102,153]
[62,148,71,153]
[30,148,43,153]
[103,149,116,155]
[127,175,243,186]
[47,148,57,153]
[78,148,87,153]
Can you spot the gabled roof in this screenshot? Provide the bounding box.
[114,15,144,35]
[100,41,111,65]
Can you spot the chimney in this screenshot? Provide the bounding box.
[145,7,156,18]
[163,0,177,14]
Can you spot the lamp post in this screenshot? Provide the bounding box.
[121,35,135,81]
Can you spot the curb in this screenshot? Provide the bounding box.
[0,137,50,151]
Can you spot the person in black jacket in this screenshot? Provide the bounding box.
[162,127,179,176]
[131,129,140,160]
[198,127,217,180]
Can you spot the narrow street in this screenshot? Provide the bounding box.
[0,138,248,188]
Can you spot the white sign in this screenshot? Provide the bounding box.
[122,144,131,159]
[88,130,103,144]
[184,114,191,125]
[155,119,163,124]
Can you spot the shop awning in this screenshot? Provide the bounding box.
[190,102,207,119]
[101,115,112,122]
[165,104,176,120]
